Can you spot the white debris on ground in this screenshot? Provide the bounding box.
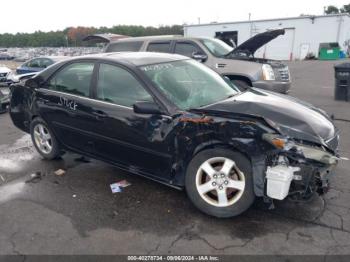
[54,169,66,176]
[0,179,26,203]
[0,134,36,173]
[110,180,131,193]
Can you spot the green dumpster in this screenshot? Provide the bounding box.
[319,42,340,60]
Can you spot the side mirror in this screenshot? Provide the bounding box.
[192,52,208,62]
[133,101,162,115]
[25,76,43,89]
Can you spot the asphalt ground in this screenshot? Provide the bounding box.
[0,60,349,257]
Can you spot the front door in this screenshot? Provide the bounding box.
[89,63,174,181]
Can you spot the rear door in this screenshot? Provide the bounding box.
[146,41,173,53]
[36,61,100,154]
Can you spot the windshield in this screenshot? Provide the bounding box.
[200,38,233,57]
[140,60,239,110]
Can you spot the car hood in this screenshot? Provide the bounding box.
[198,88,337,149]
[231,29,285,56]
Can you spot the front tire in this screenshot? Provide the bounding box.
[185,149,255,218]
[30,117,61,160]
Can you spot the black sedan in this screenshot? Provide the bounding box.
[9,52,340,217]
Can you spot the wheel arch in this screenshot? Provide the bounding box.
[173,136,267,198]
[225,74,253,86]
[173,140,254,186]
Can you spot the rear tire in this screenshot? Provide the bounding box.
[30,117,61,160]
[185,149,255,218]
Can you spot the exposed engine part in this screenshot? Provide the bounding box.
[266,164,300,200]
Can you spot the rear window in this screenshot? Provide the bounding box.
[147,42,171,53]
[106,41,143,52]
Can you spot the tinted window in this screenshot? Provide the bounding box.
[41,58,54,68]
[106,41,143,52]
[48,63,94,97]
[174,42,200,57]
[27,59,41,68]
[147,42,171,53]
[96,64,153,107]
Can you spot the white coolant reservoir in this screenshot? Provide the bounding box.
[266,165,301,200]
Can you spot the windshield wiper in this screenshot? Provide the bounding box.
[224,93,241,100]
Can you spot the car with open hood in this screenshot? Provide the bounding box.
[91,29,291,93]
[9,52,339,217]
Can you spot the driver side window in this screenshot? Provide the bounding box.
[96,64,153,107]
[174,42,201,57]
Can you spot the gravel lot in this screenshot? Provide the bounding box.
[0,60,349,257]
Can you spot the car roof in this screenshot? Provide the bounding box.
[67,52,189,66]
[30,56,68,62]
[108,35,212,43]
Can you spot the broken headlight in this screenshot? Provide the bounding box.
[262,64,276,81]
[294,144,338,165]
[263,134,339,165]
[262,134,295,150]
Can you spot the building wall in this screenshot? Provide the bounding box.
[184,15,350,60]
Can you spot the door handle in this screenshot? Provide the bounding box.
[92,110,108,120]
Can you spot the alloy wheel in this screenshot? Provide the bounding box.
[33,124,53,155]
[195,157,245,207]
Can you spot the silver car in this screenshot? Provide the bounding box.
[101,30,291,93]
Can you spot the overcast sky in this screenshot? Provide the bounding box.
[0,0,348,34]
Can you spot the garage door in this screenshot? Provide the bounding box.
[255,28,295,61]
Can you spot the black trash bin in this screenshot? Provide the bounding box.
[334,63,350,101]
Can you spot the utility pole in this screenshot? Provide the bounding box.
[249,13,253,37]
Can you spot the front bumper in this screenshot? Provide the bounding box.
[264,137,340,201]
[253,80,291,94]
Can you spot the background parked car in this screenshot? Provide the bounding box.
[0,53,15,60]
[0,86,10,113]
[9,52,339,217]
[16,56,67,75]
[88,30,291,93]
[0,64,12,86]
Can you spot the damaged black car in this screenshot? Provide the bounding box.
[9,52,340,217]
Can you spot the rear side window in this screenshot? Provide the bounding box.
[47,62,94,97]
[96,63,153,107]
[174,42,200,57]
[106,41,143,52]
[27,59,41,68]
[41,58,54,68]
[147,42,171,53]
